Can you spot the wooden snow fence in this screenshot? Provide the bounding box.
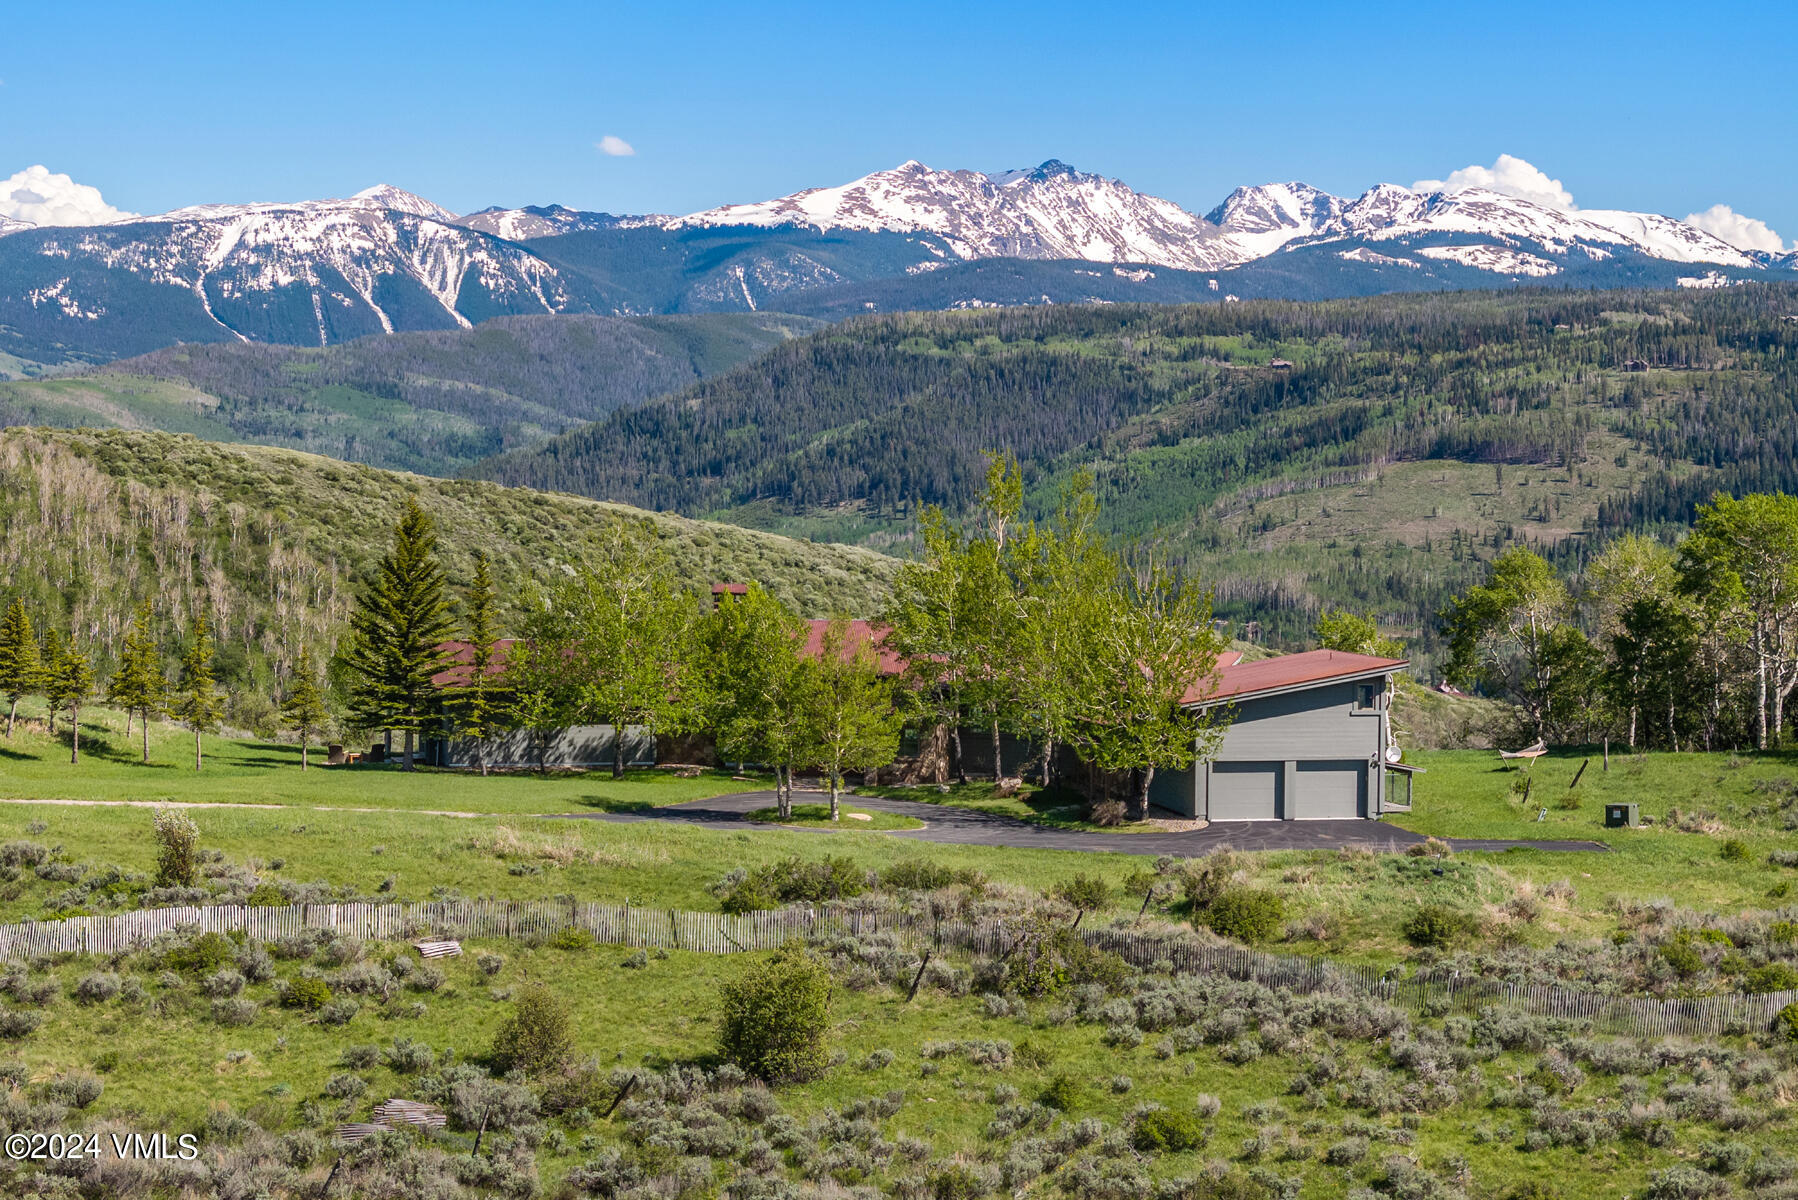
[414,939,462,959]
[333,1124,386,1144]
[374,1099,447,1130]
[0,899,1790,1040]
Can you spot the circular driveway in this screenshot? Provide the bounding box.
[552,790,1608,856]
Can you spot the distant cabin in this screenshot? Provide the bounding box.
[1268,358,1294,370]
[1151,650,1412,821]
[1621,358,1650,372]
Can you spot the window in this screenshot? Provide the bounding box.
[1357,683,1379,710]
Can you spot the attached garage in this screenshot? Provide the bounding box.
[1208,761,1283,821]
[1184,649,1408,823]
[1293,760,1365,819]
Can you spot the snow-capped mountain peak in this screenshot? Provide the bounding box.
[1207,182,1344,257]
[674,158,1242,271]
[0,215,35,238]
[352,184,458,224]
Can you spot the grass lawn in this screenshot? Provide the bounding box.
[854,781,1166,833]
[745,803,923,831]
[0,703,762,815]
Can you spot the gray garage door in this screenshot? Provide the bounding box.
[1209,761,1281,821]
[1294,760,1364,819]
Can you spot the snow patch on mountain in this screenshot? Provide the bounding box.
[352,184,459,224]
[1416,245,1560,277]
[457,205,663,241]
[1206,183,1344,258]
[0,215,34,238]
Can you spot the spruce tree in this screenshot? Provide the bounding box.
[451,551,503,776]
[172,613,224,771]
[0,598,38,739]
[109,602,167,764]
[55,641,94,765]
[279,648,330,771]
[337,501,455,771]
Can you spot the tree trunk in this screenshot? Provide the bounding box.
[779,764,793,820]
[1627,705,1637,750]
[950,723,967,785]
[1039,735,1055,788]
[828,770,840,821]
[125,709,132,737]
[402,727,416,772]
[991,720,1003,781]
[142,710,150,764]
[5,697,14,738]
[195,727,203,772]
[1130,766,1155,821]
[384,728,393,758]
[1757,626,1770,750]
[300,737,309,771]
[69,704,79,765]
[612,721,625,779]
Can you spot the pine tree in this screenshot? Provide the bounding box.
[109,602,166,764]
[0,598,38,739]
[280,648,330,771]
[337,501,456,771]
[172,613,224,771]
[54,641,94,765]
[450,551,503,776]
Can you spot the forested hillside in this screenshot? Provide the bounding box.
[0,312,820,475]
[0,428,893,731]
[472,285,1798,651]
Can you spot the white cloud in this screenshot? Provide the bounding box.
[0,165,138,227]
[1414,154,1576,211]
[1681,204,1788,255]
[595,135,636,158]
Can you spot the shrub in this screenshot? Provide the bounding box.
[1324,1137,1369,1166]
[1720,839,1752,862]
[45,1071,103,1108]
[282,976,332,1011]
[1775,1003,1798,1042]
[212,997,258,1027]
[318,999,360,1026]
[1203,889,1286,943]
[718,948,832,1083]
[152,809,201,888]
[340,1045,381,1069]
[715,855,867,913]
[1039,1073,1084,1112]
[879,861,984,891]
[1661,939,1704,979]
[491,983,574,1075]
[477,952,505,976]
[548,926,596,952]
[1644,1163,1730,1199]
[0,1008,41,1039]
[0,841,47,868]
[1052,874,1112,914]
[73,972,121,1004]
[1744,963,1798,994]
[1403,905,1475,949]
[168,932,236,974]
[382,1037,434,1073]
[1134,1108,1206,1152]
[929,1162,996,1200]
[246,883,287,906]
[201,969,246,998]
[324,1073,367,1099]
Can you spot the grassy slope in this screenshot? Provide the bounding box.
[6,943,1758,1200]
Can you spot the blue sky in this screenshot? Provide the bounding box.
[3,0,1794,241]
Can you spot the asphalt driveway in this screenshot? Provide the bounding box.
[552,790,1608,856]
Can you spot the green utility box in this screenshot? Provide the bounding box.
[1604,802,1639,828]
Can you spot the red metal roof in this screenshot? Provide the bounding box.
[802,620,906,674]
[431,639,518,689]
[1185,648,1406,706]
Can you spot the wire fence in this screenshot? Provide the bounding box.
[0,899,1789,1039]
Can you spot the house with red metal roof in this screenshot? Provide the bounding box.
[1148,648,1413,821]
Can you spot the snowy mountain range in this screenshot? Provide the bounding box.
[3,160,1794,367]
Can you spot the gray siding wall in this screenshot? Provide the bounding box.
[1148,764,1197,817]
[1215,681,1382,761]
[1198,676,1392,820]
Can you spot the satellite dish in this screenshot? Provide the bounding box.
[1384,745,1403,764]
